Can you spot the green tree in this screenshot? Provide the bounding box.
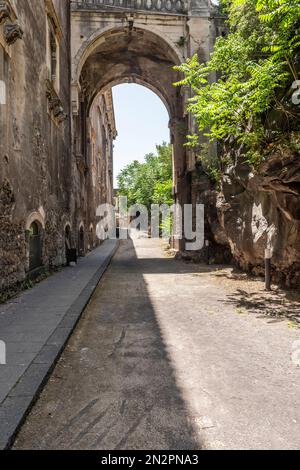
[175,0,300,172]
[117,142,173,210]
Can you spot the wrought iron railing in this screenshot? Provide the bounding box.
[72,0,188,15]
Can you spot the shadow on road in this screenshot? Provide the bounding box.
[224,287,300,325]
[13,239,203,450]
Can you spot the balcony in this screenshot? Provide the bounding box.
[71,0,188,15]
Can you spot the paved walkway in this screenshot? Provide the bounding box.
[13,237,300,450]
[0,239,118,449]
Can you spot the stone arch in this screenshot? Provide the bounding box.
[64,222,74,265]
[72,24,184,85]
[25,212,45,272]
[73,25,185,117]
[89,77,172,119]
[25,211,45,231]
[27,219,44,272]
[88,223,95,250]
[78,222,85,256]
[76,27,187,168]
[64,222,72,247]
[72,21,190,253]
[64,220,72,232]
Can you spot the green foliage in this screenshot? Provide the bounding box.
[117,142,173,210]
[257,0,300,65]
[175,0,300,169]
[152,180,174,206]
[197,143,223,184]
[160,214,173,238]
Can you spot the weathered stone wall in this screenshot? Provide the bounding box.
[0,0,72,290]
[195,133,300,288]
[71,1,217,234]
[0,179,26,291]
[0,0,219,291]
[84,90,116,251]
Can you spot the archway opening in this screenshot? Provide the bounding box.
[79,226,85,256]
[112,83,171,190]
[75,26,187,185]
[73,25,189,250]
[29,221,43,272]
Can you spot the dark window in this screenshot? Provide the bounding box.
[29,222,43,271]
[79,227,84,255]
[50,30,57,83]
[65,225,71,250]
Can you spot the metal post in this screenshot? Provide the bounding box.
[205,240,210,265]
[265,248,272,291]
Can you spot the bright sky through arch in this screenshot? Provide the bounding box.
[112,84,170,188]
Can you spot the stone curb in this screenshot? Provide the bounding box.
[0,241,119,450]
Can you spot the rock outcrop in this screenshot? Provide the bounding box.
[198,133,300,288]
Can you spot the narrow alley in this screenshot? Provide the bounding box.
[13,237,300,450]
[1,0,300,457]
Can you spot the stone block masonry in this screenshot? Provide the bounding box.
[0,0,117,293]
[0,0,222,292]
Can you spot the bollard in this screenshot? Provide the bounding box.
[205,240,210,265]
[265,248,272,291]
[0,340,6,365]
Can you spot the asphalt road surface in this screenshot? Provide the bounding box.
[14,237,300,450]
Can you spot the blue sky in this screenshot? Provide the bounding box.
[112,84,170,187]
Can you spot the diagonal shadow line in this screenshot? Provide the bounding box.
[13,238,203,450]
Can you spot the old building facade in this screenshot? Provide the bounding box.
[81,90,116,253]
[0,0,116,292]
[0,0,219,293]
[71,0,221,250]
